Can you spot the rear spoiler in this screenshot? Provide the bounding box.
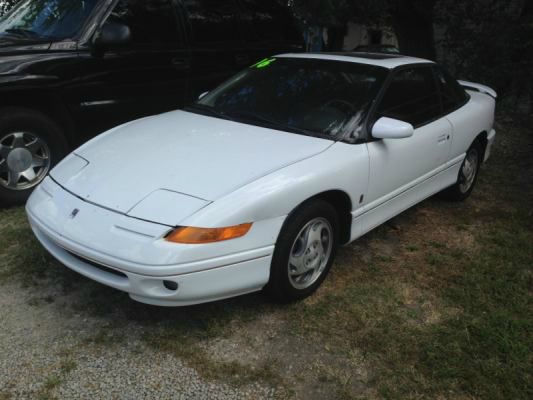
[458,80,497,99]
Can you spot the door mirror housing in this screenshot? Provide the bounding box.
[372,117,414,139]
[94,22,131,48]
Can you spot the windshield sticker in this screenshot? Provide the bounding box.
[253,58,277,69]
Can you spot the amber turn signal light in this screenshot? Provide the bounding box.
[165,223,252,244]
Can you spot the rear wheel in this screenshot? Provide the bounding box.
[266,199,339,302]
[442,140,483,201]
[0,108,68,206]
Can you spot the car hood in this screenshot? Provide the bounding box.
[51,110,334,218]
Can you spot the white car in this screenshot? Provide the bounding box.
[26,53,496,306]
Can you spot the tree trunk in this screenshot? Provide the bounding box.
[391,0,436,59]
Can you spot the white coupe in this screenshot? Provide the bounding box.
[26,53,497,306]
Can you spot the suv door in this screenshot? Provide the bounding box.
[237,0,303,61]
[70,0,190,139]
[365,65,452,211]
[181,0,247,99]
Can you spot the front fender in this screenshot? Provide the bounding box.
[181,142,369,228]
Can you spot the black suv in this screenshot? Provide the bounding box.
[0,0,302,205]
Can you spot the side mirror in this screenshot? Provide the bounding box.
[198,92,209,100]
[94,22,131,48]
[372,117,414,139]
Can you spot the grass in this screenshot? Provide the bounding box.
[35,359,78,400]
[0,110,531,399]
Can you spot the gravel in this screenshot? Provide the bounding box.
[0,282,276,400]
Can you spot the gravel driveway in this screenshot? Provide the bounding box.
[0,280,276,400]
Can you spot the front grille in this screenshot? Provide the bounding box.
[67,251,128,279]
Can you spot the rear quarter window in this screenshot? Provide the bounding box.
[434,66,469,114]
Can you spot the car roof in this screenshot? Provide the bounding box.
[276,52,434,69]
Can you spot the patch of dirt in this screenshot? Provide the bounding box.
[203,313,373,400]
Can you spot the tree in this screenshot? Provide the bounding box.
[389,0,436,59]
[436,0,532,103]
[293,0,531,105]
[292,0,436,58]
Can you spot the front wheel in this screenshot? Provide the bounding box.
[266,199,339,302]
[0,108,67,206]
[442,141,483,201]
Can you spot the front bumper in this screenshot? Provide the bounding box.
[26,178,278,306]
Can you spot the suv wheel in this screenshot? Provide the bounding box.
[0,108,67,206]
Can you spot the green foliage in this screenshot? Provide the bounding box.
[436,0,532,101]
[291,0,390,26]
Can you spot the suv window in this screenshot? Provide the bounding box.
[182,0,240,43]
[107,0,181,47]
[377,66,441,127]
[239,0,300,42]
[0,0,98,40]
[434,66,469,114]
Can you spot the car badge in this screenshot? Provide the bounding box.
[70,208,80,219]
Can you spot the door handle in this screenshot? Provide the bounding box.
[437,134,450,143]
[171,57,190,70]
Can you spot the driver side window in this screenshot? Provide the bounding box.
[377,66,441,127]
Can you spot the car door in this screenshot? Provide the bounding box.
[433,65,472,163]
[361,65,452,230]
[68,0,191,139]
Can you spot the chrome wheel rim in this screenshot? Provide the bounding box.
[0,132,50,191]
[459,149,479,194]
[288,217,333,290]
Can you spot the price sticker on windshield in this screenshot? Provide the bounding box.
[253,58,277,69]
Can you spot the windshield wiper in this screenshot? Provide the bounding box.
[223,110,320,137]
[4,28,39,37]
[3,28,56,40]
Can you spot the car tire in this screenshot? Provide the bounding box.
[0,108,68,207]
[266,199,339,303]
[442,140,483,201]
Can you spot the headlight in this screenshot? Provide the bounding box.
[165,223,252,244]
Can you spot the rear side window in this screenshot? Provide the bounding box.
[434,67,469,114]
[239,0,301,43]
[377,66,441,127]
[107,0,181,46]
[182,0,240,43]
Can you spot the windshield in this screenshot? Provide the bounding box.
[0,0,98,40]
[193,57,387,140]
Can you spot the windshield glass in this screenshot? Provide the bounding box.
[194,57,387,140]
[0,0,98,40]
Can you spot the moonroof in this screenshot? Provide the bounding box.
[325,52,404,60]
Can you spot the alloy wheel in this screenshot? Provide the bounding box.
[0,132,51,191]
[459,148,479,194]
[288,217,333,290]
